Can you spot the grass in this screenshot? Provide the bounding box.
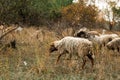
[0,26,120,80]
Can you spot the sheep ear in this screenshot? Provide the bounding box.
[88,51,95,58]
[88,51,92,55]
[88,50,94,56]
[109,38,112,42]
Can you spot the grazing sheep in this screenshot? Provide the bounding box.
[93,34,119,47]
[49,36,95,69]
[74,31,88,38]
[74,27,89,38]
[86,34,119,51]
[74,29,100,39]
[106,38,120,53]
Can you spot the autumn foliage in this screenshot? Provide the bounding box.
[61,3,98,27]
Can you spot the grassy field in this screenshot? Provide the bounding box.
[0,26,120,80]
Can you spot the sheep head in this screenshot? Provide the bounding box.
[106,43,115,51]
[74,31,88,38]
[87,50,95,59]
[49,42,58,53]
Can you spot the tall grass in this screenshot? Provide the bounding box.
[0,26,119,80]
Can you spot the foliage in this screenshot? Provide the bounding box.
[0,0,30,24]
[112,7,120,21]
[104,1,118,30]
[61,3,98,28]
[0,0,72,25]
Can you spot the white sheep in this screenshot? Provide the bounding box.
[106,38,120,53]
[49,36,95,69]
[88,34,119,48]
[74,29,100,39]
[101,34,118,46]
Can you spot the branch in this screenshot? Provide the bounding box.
[0,27,18,40]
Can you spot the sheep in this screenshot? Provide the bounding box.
[74,29,100,39]
[106,38,120,53]
[96,34,119,46]
[87,34,119,50]
[74,28,119,52]
[74,28,119,48]
[74,31,88,38]
[49,36,95,69]
[74,27,89,38]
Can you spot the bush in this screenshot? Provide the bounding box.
[61,3,98,28]
[0,0,72,26]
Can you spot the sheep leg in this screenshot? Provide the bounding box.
[67,53,72,60]
[87,54,94,68]
[90,59,94,68]
[82,57,87,69]
[117,47,119,52]
[56,53,66,64]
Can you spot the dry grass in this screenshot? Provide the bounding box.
[0,26,120,80]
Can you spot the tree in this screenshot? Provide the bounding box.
[0,0,31,24]
[112,7,120,21]
[112,6,120,30]
[0,0,73,25]
[61,3,98,28]
[28,0,73,22]
[104,0,117,30]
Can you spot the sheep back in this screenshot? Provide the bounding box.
[106,38,120,52]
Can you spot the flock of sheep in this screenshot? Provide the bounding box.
[49,27,120,69]
[0,24,119,70]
